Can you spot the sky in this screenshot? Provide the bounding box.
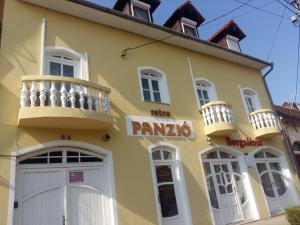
[89,0,300,105]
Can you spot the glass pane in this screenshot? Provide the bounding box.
[143,90,151,101]
[206,176,219,209]
[49,151,63,157]
[256,163,267,174]
[197,89,203,100]
[227,184,233,193]
[265,151,278,158]
[203,162,211,176]
[234,175,247,204]
[67,151,79,156]
[206,151,218,159]
[63,64,74,78]
[270,162,281,171]
[141,78,149,89]
[216,174,221,184]
[231,161,241,174]
[151,80,159,91]
[261,173,275,197]
[133,5,150,22]
[153,92,161,103]
[156,165,173,183]
[67,157,79,163]
[152,150,161,160]
[214,165,221,173]
[226,174,231,182]
[19,158,48,164]
[221,173,226,185]
[254,151,265,158]
[158,184,179,218]
[221,164,229,173]
[272,172,287,196]
[219,185,226,194]
[49,158,63,164]
[220,151,236,159]
[80,157,103,162]
[49,62,61,75]
[163,151,172,160]
[202,90,209,101]
[183,24,197,37]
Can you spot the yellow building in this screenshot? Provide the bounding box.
[0,0,299,225]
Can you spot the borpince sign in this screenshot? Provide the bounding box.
[126,115,194,138]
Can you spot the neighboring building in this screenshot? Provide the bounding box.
[0,1,299,225]
[274,103,300,179]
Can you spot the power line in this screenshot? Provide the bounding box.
[232,0,290,19]
[281,0,300,10]
[201,0,254,27]
[267,7,286,60]
[275,0,297,14]
[201,1,277,31]
[295,25,300,103]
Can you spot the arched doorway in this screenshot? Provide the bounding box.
[200,148,255,225]
[149,143,192,225]
[11,141,117,225]
[254,148,299,215]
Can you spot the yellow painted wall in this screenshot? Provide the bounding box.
[0,1,298,225]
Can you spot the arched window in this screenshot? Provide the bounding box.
[241,87,261,114]
[194,78,218,107]
[44,46,89,80]
[138,67,170,104]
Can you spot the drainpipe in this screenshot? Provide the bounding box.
[40,17,46,75]
[263,63,300,180]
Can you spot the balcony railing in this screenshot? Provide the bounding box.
[201,101,235,136]
[18,75,113,130]
[249,109,281,138]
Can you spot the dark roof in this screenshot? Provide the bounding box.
[209,20,246,43]
[274,104,300,121]
[113,0,161,13]
[164,1,205,28]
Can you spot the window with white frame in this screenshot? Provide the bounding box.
[194,78,217,107]
[226,35,241,52]
[131,0,151,22]
[45,46,89,81]
[139,67,170,104]
[242,88,260,113]
[181,17,198,38]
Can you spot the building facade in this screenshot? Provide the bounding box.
[0,1,299,225]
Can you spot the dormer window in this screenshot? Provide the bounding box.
[181,17,198,38]
[131,0,151,22]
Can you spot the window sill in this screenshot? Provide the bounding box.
[142,100,170,106]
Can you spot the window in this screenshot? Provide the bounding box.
[44,46,89,81]
[131,0,151,22]
[194,78,217,107]
[138,67,170,104]
[241,88,261,114]
[226,35,241,52]
[181,17,198,38]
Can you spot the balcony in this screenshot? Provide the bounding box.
[249,109,281,138]
[201,101,235,136]
[18,75,113,130]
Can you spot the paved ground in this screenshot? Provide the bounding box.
[244,214,290,225]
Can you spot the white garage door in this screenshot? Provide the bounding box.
[13,148,108,225]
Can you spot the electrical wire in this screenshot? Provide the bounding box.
[281,0,300,10]
[200,0,254,27]
[294,25,300,103]
[275,0,297,14]
[267,7,286,60]
[232,0,290,19]
[201,0,276,31]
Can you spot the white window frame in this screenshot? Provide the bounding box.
[193,77,218,108]
[44,46,89,81]
[138,66,171,104]
[181,17,198,38]
[130,0,151,22]
[239,86,261,115]
[226,35,241,52]
[148,142,193,225]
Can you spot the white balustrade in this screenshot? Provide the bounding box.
[19,76,111,114]
[250,110,279,130]
[201,102,233,127]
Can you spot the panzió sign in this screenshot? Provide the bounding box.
[126,116,194,138]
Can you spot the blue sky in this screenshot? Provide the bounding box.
[89,0,299,105]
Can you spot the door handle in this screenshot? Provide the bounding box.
[62,215,66,225]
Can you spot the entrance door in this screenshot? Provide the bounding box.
[151,148,186,225]
[14,149,107,225]
[255,150,288,214]
[212,162,243,224]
